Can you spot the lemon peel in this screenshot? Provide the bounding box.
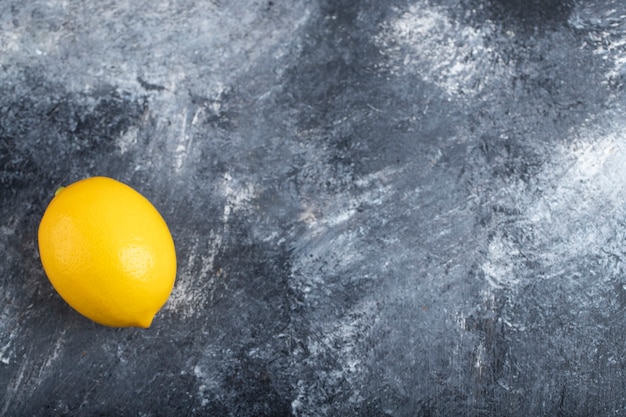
[38,176,177,328]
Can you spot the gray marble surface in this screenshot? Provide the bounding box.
[2,0,626,415]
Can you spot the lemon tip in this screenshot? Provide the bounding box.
[135,314,155,329]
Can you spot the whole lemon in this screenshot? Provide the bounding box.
[38,176,177,328]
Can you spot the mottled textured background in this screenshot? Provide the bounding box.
[2,0,626,415]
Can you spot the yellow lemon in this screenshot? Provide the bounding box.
[38,176,177,328]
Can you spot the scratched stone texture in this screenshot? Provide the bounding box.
[2,0,626,416]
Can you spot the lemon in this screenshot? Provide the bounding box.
[38,176,177,328]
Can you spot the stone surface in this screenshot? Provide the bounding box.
[2,0,626,415]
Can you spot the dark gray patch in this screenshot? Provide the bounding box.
[465,0,575,33]
[180,233,296,416]
[0,69,146,192]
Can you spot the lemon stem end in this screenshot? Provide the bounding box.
[54,186,65,196]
